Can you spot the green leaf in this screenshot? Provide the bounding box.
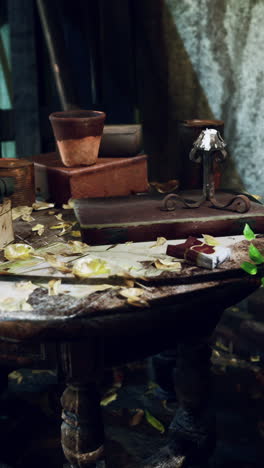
[145,409,165,433]
[241,261,258,275]
[261,277,264,287]
[249,244,264,264]
[243,223,255,241]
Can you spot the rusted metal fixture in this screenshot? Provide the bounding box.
[162,129,251,213]
[177,119,224,190]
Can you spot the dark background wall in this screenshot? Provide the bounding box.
[0,0,263,194]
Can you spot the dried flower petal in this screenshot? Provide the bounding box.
[22,213,35,222]
[71,231,81,238]
[48,279,61,296]
[145,409,165,433]
[150,237,167,248]
[32,224,45,236]
[4,243,34,260]
[12,206,33,220]
[72,257,111,278]
[202,234,220,246]
[119,287,149,307]
[9,371,23,384]
[32,201,55,211]
[44,253,72,273]
[49,222,72,230]
[154,259,181,271]
[100,392,118,407]
[67,241,89,254]
[119,287,144,299]
[127,297,150,307]
[62,198,74,210]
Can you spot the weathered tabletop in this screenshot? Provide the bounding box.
[0,206,261,345]
[0,205,262,468]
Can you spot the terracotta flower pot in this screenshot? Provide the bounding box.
[49,110,106,167]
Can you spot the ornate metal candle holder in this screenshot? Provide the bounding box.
[162,129,251,213]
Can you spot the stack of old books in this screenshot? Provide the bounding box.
[33,125,149,205]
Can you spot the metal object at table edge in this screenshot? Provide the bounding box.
[162,128,251,214]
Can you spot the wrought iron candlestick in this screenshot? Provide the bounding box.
[162,129,251,213]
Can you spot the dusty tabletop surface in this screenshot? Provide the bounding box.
[0,204,262,325]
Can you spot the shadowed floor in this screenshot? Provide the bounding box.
[0,299,263,468]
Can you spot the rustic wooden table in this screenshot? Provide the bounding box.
[0,207,261,468]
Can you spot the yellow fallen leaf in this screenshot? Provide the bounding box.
[32,201,55,211]
[12,206,33,220]
[62,198,74,209]
[250,194,262,200]
[49,222,73,230]
[127,297,150,307]
[250,355,261,363]
[32,224,45,236]
[202,234,220,246]
[72,258,111,278]
[67,240,89,254]
[4,243,35,260]
[71,230,82,238]
[44,253,72,273]
[48,279,61,296]
[22,213,35,222]
[9,371,23,384]
[55,213,63,221]
[100,392,118,406]
[58,227,70,236]
[145,409,165,433]
[48,210,56,215]
[154,259,181,271]
[150,237,167,248]
[119,287,144,299]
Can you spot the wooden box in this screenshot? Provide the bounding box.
[0,199,14,248]
[33,152,149,205]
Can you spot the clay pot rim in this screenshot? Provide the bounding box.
[181,119,224,127]
[49,110,106,122]
[0,158,33,169]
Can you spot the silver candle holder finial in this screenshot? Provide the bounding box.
[162,128,250,213]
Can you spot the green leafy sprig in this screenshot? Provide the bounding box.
[241,223,264,286]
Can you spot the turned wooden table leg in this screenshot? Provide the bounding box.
[59,341,105,467]
[140,340,214,468]
[169,340,215,468]
[61,382,104,467]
